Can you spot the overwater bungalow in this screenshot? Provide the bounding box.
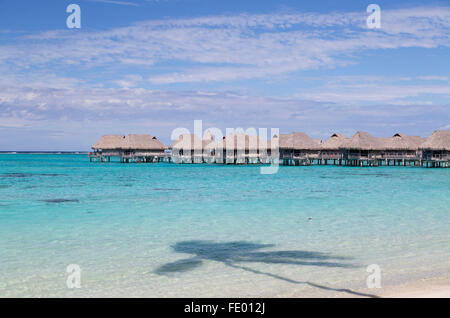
[339,132,384,166]
[419,130,450,167]
[170,133,216,164]
[320,133,348,164]
[91,134,167,163]
[91,134,125,159]
[383,133,424,163]
[220,133,269,164]
[340,132,428,166]
[272,132,322,165]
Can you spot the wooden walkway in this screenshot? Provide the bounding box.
[88,152,449,168]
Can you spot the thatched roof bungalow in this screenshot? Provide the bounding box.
[92,134,166,152]
[380,133,424,159]
[170,133,216,163]
[219,133,269,163]
[339,132,429,161]
[419,130,450,161]
[221,133,267,151]
[320,133,348,160]
[91,134,166,162]
[339,132,386,160]
[271,132,321,160]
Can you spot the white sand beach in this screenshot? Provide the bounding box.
[285,275,450,298]
[378,276,450,298]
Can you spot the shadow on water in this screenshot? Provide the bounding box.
[155,240,379,298]
[0,173,66,178]
[39,199,79,203]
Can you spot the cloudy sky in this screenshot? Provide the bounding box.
[0,0,449,150]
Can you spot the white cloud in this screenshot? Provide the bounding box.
[88,0,139,6]
[294,76,450,103]
[1,83,448,127]
[417,76,449,81]
[113,74,144,88]
[0,81,448,149]
[1,6,449,83]
[1,6,449,149]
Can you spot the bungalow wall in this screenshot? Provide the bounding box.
[280,148,319,159]
[421,150,450,161]
[343,149,383,160]
[319,150,344,160]
[381,150,420,159]
[121,149,165,158]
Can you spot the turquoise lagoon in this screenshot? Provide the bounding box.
[0,154,449,297]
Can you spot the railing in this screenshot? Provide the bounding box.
[319,153,344,159]
[423,155,450,161]
[121,152,166,158]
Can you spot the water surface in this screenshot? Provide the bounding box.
[0,154,449,297]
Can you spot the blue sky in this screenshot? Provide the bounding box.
[0,0,449,150]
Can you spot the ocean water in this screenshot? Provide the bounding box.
[0,154,449,297]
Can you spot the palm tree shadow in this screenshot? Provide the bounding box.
[155,240,379,298]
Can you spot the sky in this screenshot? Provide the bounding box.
[0,0,449,150]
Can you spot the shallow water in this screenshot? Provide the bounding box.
[0,154,449,297]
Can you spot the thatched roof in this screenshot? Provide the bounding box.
[272,132,322,150]
[385,133,424,151]
[419,130,450,151]
[170,134,215,150]
[92,134,166,150]
[121,134,166,150]
[321,133,348,150]
[92,135,126,150]
[221,133,268,151]
[339,132,427,151]
[340,132,385,150]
